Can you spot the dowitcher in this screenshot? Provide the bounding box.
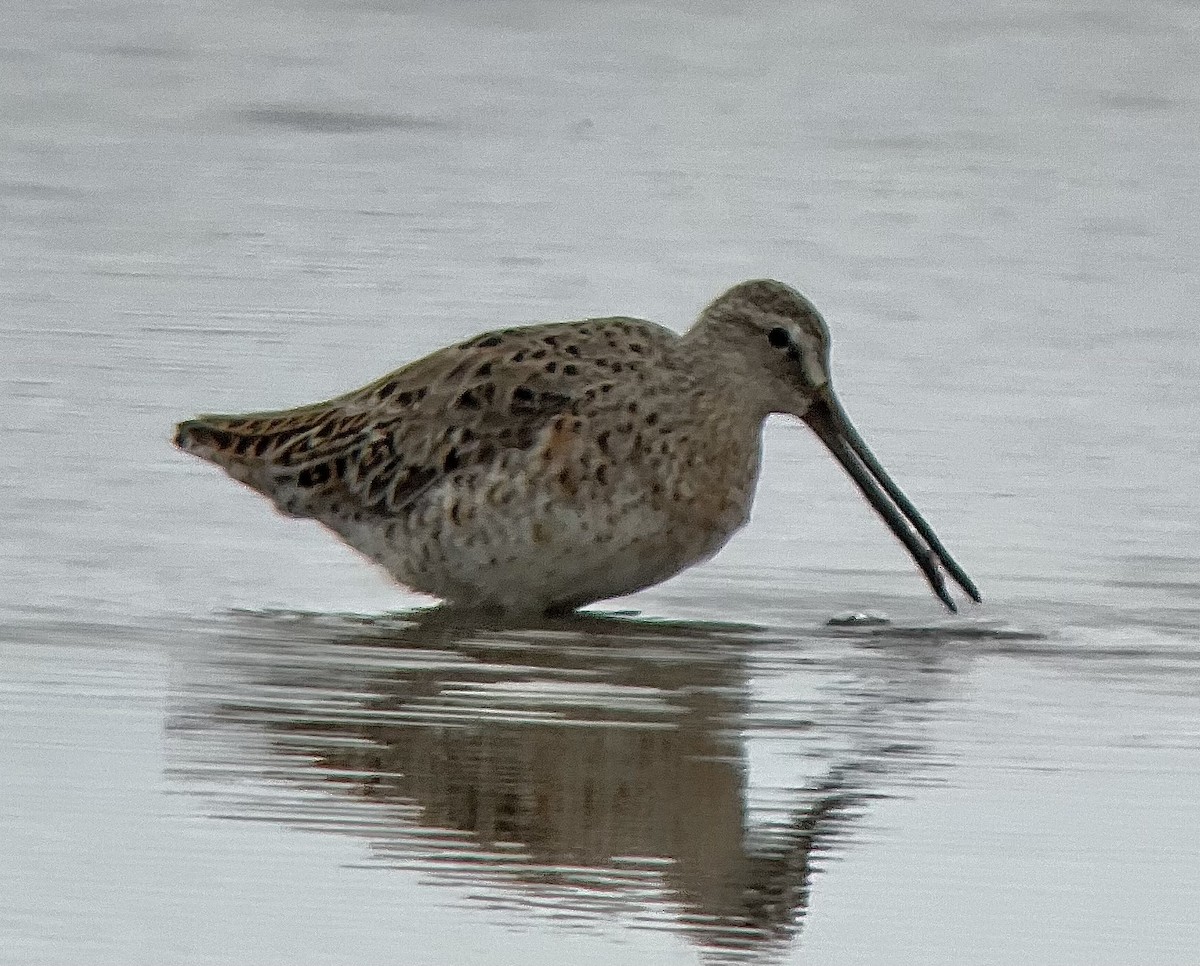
[175,279,980,614]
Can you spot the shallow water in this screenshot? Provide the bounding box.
[3,0,1200,963]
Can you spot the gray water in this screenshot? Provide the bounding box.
[3,0,1200,963]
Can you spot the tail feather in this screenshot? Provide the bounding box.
[174,388,439,522]
[174,411,317,482]
[175,415,263,463]
[173,410,387,519]
[174,416,230,457]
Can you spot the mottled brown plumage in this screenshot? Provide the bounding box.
[175,279,980,614]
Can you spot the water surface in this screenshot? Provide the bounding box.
[2,0,1199,963]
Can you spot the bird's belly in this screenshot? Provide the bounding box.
[337,480,753,612]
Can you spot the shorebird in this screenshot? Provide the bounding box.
[175,279,980,614]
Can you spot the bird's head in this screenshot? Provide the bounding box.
[689,278,980,612]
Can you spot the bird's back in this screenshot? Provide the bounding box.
[175,315,679,516]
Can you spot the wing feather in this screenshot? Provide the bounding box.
[174,316,677,521]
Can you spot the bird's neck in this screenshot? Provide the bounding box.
[677,323,775,423]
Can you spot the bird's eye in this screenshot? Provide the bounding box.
[767,327,790,349]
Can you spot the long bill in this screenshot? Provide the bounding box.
[801,388,981,612]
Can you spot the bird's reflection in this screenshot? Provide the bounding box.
[171,608,957,963]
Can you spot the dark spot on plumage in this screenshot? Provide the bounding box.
[389,466,436,509]
[476,442,496,463]
[563,364,578,376]
[475,362,493,378]
[255,436,271,457]
[646,411,659,426]
[460,426,476,442]
[476,335,503,348]
[379,435,397,457]
[627,401,638,414]
[596,430,610,453]
[595,464,608,485]
[511,350,526,363]
[310,463,330,485]
[378,382,396,400]
[457,389,480,409]
[610,361,624,373]
[600,383,614,394]
[397,391,413,406]
[443,447,460,473]
[651,482,663,495]
[481,382,496,403]
[618,421,633,434]
[207,429,233,449]
[361,448,383,473]
[497,426,521,447]
[566,344,580,357]
[571,419,583,431]
[545,361,558,374]
[334,455,348,478]
[235,436,252,456]
[450,501,461,524]
[558,468,572,488]
[368,475,389,502]
[531,348,548,360]
[297,467,314,487]
[543,335,559,347]
[629,342,644,354]
[513,385,535,404]
[416,387,428,401]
